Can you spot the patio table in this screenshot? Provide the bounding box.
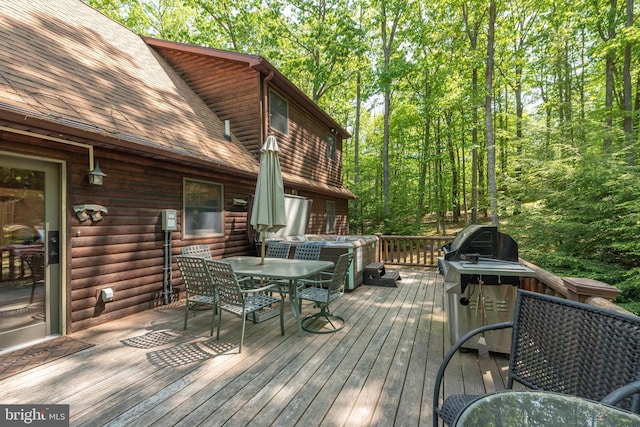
[453,390,640,426]
[221,256,333,336]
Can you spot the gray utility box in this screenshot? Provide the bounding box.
[442,260,535,354]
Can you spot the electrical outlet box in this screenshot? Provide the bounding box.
[162,209,177,231]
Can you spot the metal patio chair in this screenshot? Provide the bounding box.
[433,289,640,426]
[272,243,323,294]
[206,259,285,353]
[180,244,212,259]
[245,241,292,289]
[292,242,322,261]
[175,255,218,336]
[265,241,291,259]
[297,252,353,333]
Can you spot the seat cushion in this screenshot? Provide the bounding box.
[439,394,480,426]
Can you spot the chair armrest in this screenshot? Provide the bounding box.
[601,380,640,410]
[240,282,284,297]
[299,272,333,287]
[237,276,256,288]
[432,321,513,427]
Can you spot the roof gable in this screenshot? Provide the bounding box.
[0,0,258,175]
[144,38,351,140]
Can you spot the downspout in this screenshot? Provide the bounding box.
[262,71,274,142]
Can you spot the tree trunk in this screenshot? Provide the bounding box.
[623,0,634,165]
[635,70,640,141]
[598,0,618,153]
[445,111,460,222]
[379,0,402,219]
[417,78,431,228]
[486,0,498,225]
[464,3,482,224]
[354,71,362,233]
[383,88,391,217]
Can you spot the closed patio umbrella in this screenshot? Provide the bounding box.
[250,135,287,264]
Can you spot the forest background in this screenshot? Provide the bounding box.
[85,0,639,312]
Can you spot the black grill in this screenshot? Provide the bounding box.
[442,224,518,262]
[439,224,535,354]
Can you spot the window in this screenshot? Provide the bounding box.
[269,89,288,134]
[183,178,224,238]
[327,134,336,161]
[326,201,335,233]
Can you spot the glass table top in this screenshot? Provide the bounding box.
[221,256,333,279]
[454,390,640,427]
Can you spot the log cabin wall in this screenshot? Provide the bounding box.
[149,44,347,190]
[2,131,258,333]
[154,48,264,156]
[269,87,344,189]
[146,44,354,225]
[296,190,349,235]
[70,149,257,332]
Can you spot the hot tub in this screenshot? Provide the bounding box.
[265,235,378,290]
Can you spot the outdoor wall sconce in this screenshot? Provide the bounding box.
[86,160,106,186]
[74,204,108,222]
[233,198,248,206]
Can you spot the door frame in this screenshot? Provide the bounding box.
[0,150,67,348]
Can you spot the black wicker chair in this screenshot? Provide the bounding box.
[433,289,640,426]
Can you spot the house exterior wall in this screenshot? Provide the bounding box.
[148,45,352,218]
[269,86,344,189]
[296,190,349,235]
[2,131,257,332]
[160,50,264,155]
[1,2,352,340]
[1,121,349,334]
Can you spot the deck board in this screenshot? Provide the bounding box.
[0,267,509,426]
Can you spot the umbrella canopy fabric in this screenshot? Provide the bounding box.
[250,135,287,262]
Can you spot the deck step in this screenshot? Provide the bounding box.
[364,262,400,287]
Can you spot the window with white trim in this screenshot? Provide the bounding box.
[183,178,224,238]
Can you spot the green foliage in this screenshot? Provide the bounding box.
[503,199,640,313]
[541,155,640,267]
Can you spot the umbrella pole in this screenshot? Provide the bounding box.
[260,232,266,265]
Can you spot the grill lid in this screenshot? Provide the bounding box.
[442,224,518,262]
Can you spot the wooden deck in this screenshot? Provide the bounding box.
[0,268,509,426]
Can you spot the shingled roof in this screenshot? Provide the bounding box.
[0,0,259,176]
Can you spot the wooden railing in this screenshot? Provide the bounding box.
[376,233,454,268]
[518,259,632,315]
[375,234,634,316]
